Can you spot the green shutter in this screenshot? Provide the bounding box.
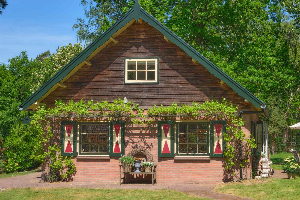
[61,121,77,156]
[110,121,125,157]
[158,121,174,157]
[210,121,226,157]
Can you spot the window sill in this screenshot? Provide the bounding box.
[76,155,110,160]
[174,156,210,161]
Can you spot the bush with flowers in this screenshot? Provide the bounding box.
[283,156,300,173]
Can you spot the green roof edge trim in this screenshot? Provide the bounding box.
[20,2,266,113]
[19,9,136,110]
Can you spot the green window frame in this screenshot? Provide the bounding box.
[79,122,110,155]
[124,57,159,84]
[158,121,175,157]
[176,122,209,156]
[61,121,77,156]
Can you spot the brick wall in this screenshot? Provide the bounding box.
[73,125,226,184]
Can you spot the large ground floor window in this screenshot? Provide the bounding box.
[80,123,109,155]
[158,120,225,158]
[177,123,209,155]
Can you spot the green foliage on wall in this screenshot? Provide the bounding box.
[29,98,254,177]
[44,145,76,182]
[148,99,256,172]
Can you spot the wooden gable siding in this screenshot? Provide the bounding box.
[41,22,250,109]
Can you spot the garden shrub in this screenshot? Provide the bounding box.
[283,156,300,173]
[3,123,43,172]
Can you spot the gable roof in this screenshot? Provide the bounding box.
[20,1,267,114]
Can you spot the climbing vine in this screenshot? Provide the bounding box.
[148,100,257,174]
[30,98,255,181]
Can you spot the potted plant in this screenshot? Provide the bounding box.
[142,161,154,172]
[119,155,134,172]
[134,157,143,172]
[283,156,300,179]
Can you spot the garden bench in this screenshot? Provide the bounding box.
[119,164,157,185]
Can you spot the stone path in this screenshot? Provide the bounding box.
[0,172,251,200]
[272,169,288,179]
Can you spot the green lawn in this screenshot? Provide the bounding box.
[216,177,300,200]
[0,169,41,179]
[0,188,207,200]
[270,152,293,170]
[0,159,41,179]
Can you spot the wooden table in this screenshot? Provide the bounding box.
[119,165,157,185]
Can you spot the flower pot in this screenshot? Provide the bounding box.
[145,166,152,173]
[135,161,141,172]
[122,164,132,173]
[288,172,296,179]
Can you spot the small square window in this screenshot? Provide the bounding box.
[125,58,158,84]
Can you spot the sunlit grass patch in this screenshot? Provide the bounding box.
[216,178,300,200]
[270,152,293,170]
[0,168,41,179]
[0,188,208,200]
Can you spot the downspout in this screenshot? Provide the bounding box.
[238,109,265,180]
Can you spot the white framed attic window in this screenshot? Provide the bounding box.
[124,58,158,84]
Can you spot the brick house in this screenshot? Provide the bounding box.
[20,1,269,183]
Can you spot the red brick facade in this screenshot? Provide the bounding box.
[73,134,225,184]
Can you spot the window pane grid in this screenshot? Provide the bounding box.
[125,59,157,82]
[80,124,109,154]
[178,123,208,154]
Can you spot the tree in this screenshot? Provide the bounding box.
[73,0,175,43]
[0,52,38,138]
[1,43,83,171]
[33,43,83,92]
[0,0,7,15]
[36,50,50,62]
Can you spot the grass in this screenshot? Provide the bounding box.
[216,177,300,200]
[270,152,293,170]
[0,188,208,200]
[0,159,41,179]
[0,169,41,179]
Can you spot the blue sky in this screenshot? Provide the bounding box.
[0,0,86,64]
